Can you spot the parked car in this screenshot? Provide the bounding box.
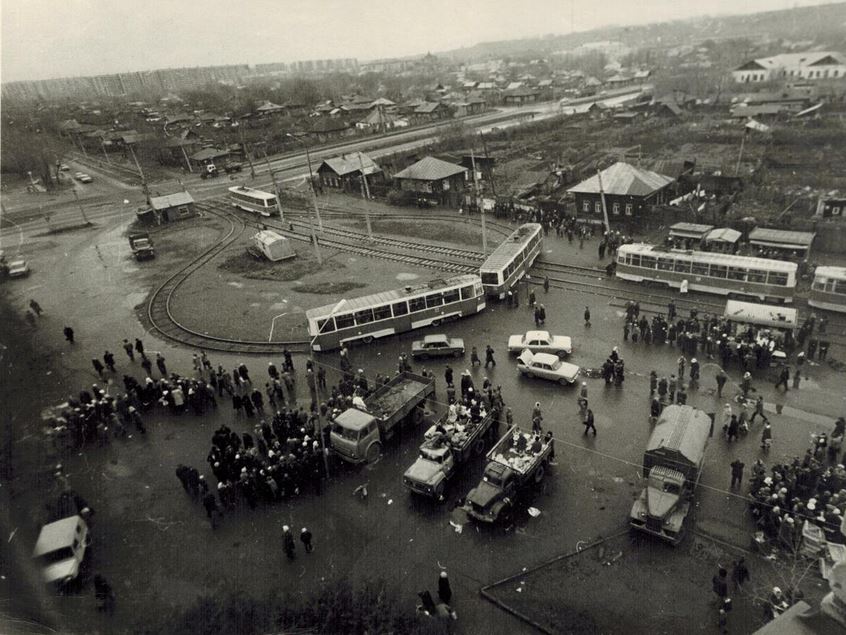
[516,349,579,385]
[7,259,30,277]
[74,172,93,183]
[507,330,572,356]
[58,164,70,171]
[411,334,465,359]
[32,515,90,588]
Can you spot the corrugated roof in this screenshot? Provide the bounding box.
[414,102,443,114]
[189,147,229,161]
[705,228,742,243]
[393,156,467,182]
[567,162,674,197]
[669,222,713,238]
[305,274,480,319]
[150,192,194,210]
[748,228,815,247]
[480,224,543,271]
[319,152,381,177]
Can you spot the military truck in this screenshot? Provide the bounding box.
[463,425,553,523]
[403,411,496,500]
[630,405,710,545]
[329,371,434,464]
[128,232,155,260]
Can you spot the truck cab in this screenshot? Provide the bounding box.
[466,461,517,522]
[630,465,689,542]
[329,409,381,464]
[403,445,456,499]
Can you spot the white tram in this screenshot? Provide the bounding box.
[808,266,846,313]
[228,185,277,217]
[479,223,543,299]
[615,243,797,303]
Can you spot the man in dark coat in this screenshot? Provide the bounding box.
[438,571,452,605]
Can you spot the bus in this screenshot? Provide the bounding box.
[306,274,485,351]
[479,223,543,298]
[615,243,797,303]
[228,185,277,217]
[808,266,846,313]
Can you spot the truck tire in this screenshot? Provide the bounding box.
[365,442,382,463]
[534,465,545,484]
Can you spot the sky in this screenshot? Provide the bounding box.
[0,0,841,82]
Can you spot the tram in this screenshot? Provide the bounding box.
[808,266,846,313]
[479,223,543,298]
[615,243,797,302]
[306,274,485,351]
[228,185,277,217]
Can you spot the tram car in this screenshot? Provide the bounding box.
[615,243,797,303]
[479,223,543,299]
[808,266,846,313]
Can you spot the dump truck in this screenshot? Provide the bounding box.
[403,411,496,500]
[630,404,711,545]
[329,371,435,464]
[128,232,155,260]
[463,425,553,523]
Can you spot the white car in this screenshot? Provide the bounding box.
[7,259,30,277]
[517,350,580,385]
[32,515,90,587]
[75,173,93,183]
[508,330,572,356]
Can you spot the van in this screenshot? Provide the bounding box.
[32,515,90,587]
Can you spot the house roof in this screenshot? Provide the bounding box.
[657,102,682,116]
[730,104,784,118]
[393,156,467,182]
[359,109,399,126]
[189,147,229,161]
[318,152,381,177]
[567,162,675,197]
[504,87,540,98]
[166,113,193,124]
[414,102,445,114]
[150,192,195,210]
[369,97,395,107]
[748,228,815,248]
[735,51,846,72]
[256,101,285,113]
[310,118,350,133]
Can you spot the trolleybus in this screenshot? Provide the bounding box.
[479,223,543,298]
[306,274,485,351]
[808,266,846,313]
[615,243,797,302]
[228,185,277,217]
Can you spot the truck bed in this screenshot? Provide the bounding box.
[423,412,491,454]
[489,427,549,475]
[365,373,432,421]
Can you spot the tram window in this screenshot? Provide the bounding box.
[443,289,460,304]
[354,309,374,324]
[392,301,409,316]
[481,272,499,285]
[335,314,355,329]
[692,262,709,276]
[834,281,846,295]
[710,265,728,278]
[426,293,444,308]
[640,256,656,269]
[727,267,746,281]
[811,279,826,291]
[373,305,392,321]
[628,254,640,266]
[460,285,475,300]
[317,318,335,333]
[657,258,674,271]
[674,260,691,273]
[767,272,788,286]
[747,270,767,284]
[409,297,427,312]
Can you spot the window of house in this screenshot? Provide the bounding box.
[612,202,620,215]
[594,202,602,214]
[392,301,409,316]
[625,203,633,216]
[582,200,590,212]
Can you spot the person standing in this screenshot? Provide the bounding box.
[649,370,657,396]
[438,571,453,605]
[528,288,536,308]
[122,339,135,361]
[283,525,296,560]
[29,299,43,316]
[301,527,314,553]
[444,365,453,387]
[730,459,745,489]
[135,338,145,359]
[761,422,773,453]
[63,326,75,343]
[94,575,116,614]
[155,353,167,377]
[775,366,789,392]
[584,306,591,328]
[91,358,105,379]
[583,408,596,436]
[792,367,801,390]
[103,350,116,373]
[484,345,496,369]
[712,567,728,604]
[141,356,153,377]
[203,492,221,529]
[470,347,480,367]
[543,275,550,293]
[731,558,750,591]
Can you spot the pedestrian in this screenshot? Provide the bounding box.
[761,422,773,452]
[584,306,591,328]
[727,415,739,442]
[583,408,596,436]
[301,527,313,553]
[29,299,43,316]
[438,571,452,605]
[741,371,752,398]
[543,275,549,293]
[91,358,105,379]
[774,366,789,391]
[134,338,145,358]
[470,346,480,367]
[649,370,657,395]
[678,356,686,380]
[712,567,728,603]
[94,575,116,614]
[716,368,727,398]
[676,384,687,405]
[484,345,496,368]
[317,366,326,391]
[750,396,769,424]
[730,459,744,489]
[141,356,153,376]
[25,310,37,327]
[668,375,677,403]
[791,367,801,390]
[103,351,116,373]
[283,525,295,560]
[444,365,453,387]
[528,288,536,308]
[156,353,167,377]
[203,492,221,529]
[731,558,750,591]
[122,339,135,361]
[63,326,75,343]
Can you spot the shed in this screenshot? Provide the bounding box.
[748,228,815,259]
[723,300,797,332]
[669,222,713,241]
[252,231,296,262]
[148,191,196,223]
[704,227,742,253]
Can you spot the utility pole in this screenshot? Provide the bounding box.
[180,144,193,173]
[71,187,89,224]
[240,127,256,179]
[471,149,487,254]
[478,131,498,199]
[303,143,323,232]
[735,129,747,177]
[100,138,112,164]
[357,152,373,240]
[262,149,284,223]
[596,168,611,235]
[127,143,151,205]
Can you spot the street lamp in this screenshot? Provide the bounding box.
[286,133,324,231]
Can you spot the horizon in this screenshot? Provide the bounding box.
[1,0,842,84]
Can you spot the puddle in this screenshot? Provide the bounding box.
[228,281,244,288]
[249,302,261,307]
[269,302,288,310]
[396,273,420,281]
